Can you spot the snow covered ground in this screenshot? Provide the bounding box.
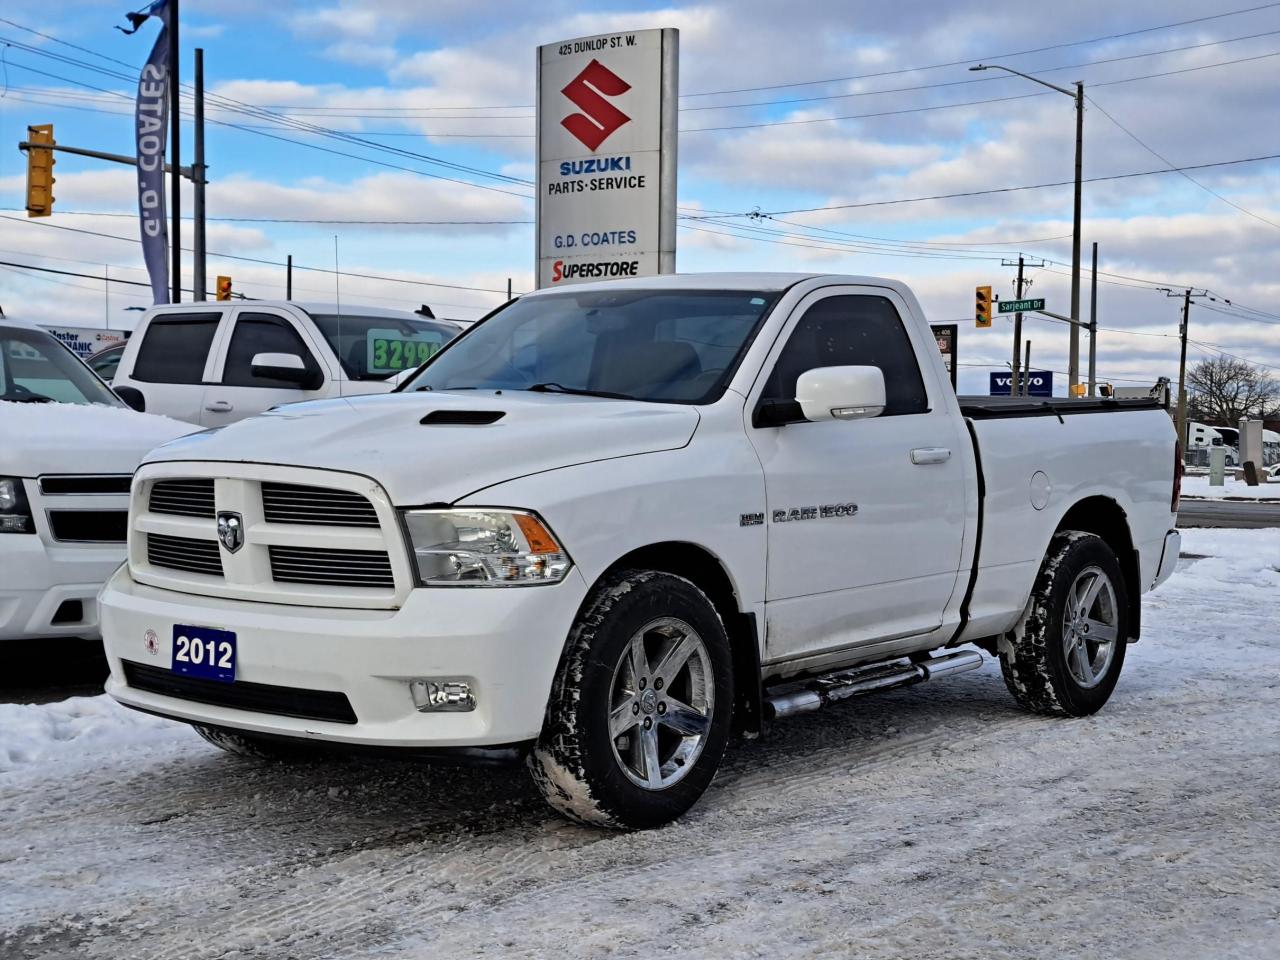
[1182,474,1280,500]
[3,528,1279,960]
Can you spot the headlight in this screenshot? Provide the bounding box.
[402,509,571,586]
[0,477,34,534]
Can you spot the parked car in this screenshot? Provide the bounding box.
[110,302,464,425]
[0,320,192,642]
[87,341,127,383]
[98,273,1180,828]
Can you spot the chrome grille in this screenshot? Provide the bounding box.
[147,534,223,576]
[269,546,393,588]
[261,482,379,528]
[149,479,216,518]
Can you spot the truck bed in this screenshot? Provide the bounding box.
[957,396,1165,420]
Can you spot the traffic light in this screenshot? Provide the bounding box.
[216,275,233,301]
[975,285,992,328]
[25,124,55,218]
[1099,383,1113,398]
[1070,383,1087,397]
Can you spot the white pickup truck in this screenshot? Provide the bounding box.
[99,273,1181,829]
[110,301,463,425]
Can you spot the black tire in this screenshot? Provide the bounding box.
[1000,531,1129,717]
[528,570,735,830]
[192,723,323,761]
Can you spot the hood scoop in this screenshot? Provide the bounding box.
[419,409,505,425]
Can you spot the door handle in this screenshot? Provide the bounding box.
[910,447,951,465]
[204,400,233,413]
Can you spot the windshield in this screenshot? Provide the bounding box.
[309,313,459,381]
[401,289,779,404]
[0,326,123,406]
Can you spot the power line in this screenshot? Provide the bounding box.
[0,215,514,297]
[679,2,1280,98]
[680,50,1280,132]
[1085,94,1280,231]
[749,152,1280,216]
[0,208,534,225]
[7,1,1259,109]
[0,35,538,196]
[677,28,1280,113]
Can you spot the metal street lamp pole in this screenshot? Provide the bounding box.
[970,63,1084,390]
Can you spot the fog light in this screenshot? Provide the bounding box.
[409,679,476,713]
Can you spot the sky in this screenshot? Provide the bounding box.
[0,0,1278,395]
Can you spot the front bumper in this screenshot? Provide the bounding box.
[0,534,124,640]
[100,563,589,747]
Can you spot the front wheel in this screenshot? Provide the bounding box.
[529,570,734,830]
[1000,532,1129,717]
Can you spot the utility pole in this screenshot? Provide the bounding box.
[286,255,293,299]
[1069,81,1084,393]
[169,0,181,303]
[192,46,207,300]
[1011,255,1024,397]
[1023,341,1032,397]
[1177,289,1191,450]
[1163,287,1207,449]
[1001,255,1045,398]
[971,64,1085,388]
[1088,241,1098,397]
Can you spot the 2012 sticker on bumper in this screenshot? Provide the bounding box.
[172,624,236,683]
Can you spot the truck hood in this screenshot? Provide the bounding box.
[143,391,700,504]
[0,400,194,478]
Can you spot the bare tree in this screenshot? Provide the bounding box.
[1186,356,1280,424]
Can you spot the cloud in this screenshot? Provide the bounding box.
[322,42,399,69]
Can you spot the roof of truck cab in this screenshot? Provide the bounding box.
[521,272,910,296]
[143,301,437,320]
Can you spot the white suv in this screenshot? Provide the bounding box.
[111,302,463,425]
[0,320,191,641]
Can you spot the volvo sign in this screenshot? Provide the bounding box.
[990,370,1054,397]
[536,28,678,287]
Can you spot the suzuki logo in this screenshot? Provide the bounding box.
[561,59,631,151]
[216,511,244,553]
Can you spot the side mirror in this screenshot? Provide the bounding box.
[796,365,885,422]
[113,385,146,412]
[251,352,321,389]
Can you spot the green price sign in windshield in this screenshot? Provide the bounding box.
[366,328,444,373]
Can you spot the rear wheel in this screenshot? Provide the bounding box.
[529,570,734,830]
[1000,532,1129,717]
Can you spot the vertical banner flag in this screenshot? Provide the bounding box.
[119,0,172,304]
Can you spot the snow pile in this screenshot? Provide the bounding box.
[1,529,1279,959]
[1182,473,1280,500]
[0,695,181,774]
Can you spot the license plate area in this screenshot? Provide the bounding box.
[172,624,236,683]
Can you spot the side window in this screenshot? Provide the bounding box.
[131,314,221,384]
[222,313,320,389]
[763,295,928,416]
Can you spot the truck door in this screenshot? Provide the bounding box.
[113,311,225,425]
[200,310,328,426]
[747,288,967,664]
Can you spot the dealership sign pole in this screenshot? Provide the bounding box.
[536,29,678,287]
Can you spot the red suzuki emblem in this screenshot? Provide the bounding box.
[561,59,631,151]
